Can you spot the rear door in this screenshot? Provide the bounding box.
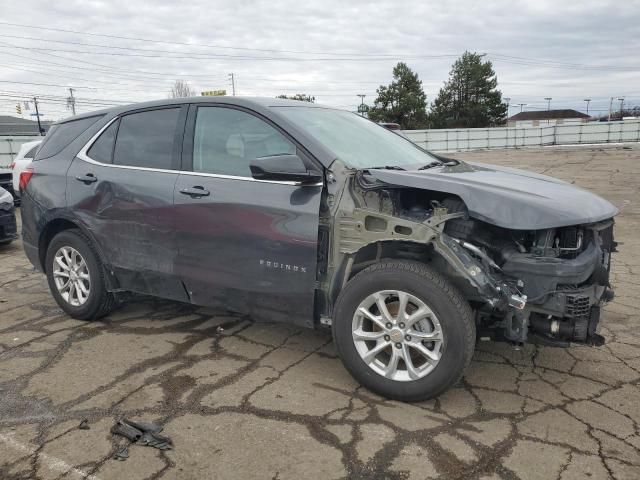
[68,105,189,300]
[173,104,323,326]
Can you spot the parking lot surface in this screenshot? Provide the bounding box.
[1,145,639,480]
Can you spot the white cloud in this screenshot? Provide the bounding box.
[0,0,638,120]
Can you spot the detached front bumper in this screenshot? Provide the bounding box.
[500,222,615,345]
[502,240,606,300]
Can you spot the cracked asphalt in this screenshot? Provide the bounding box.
[1,144,639,480]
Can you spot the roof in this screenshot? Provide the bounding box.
[0,115,52,136]
[63,96,329,123]
[508,109,590,121]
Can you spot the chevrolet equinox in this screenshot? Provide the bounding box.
[20,97,618,400]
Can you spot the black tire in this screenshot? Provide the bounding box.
[332,260,475,401]
[45,229,116,320]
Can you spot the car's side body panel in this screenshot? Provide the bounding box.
[173,174,322,326]
[64,105,190,300]
[172,103,324,326]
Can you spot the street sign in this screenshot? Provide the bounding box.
[357,104,370,113]
[201,90,227,96]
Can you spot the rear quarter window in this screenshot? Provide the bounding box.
[24,144,40,159]
[35,115,103,160]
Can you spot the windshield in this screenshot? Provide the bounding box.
[274,107,437,169]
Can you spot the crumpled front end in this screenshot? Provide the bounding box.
[440,214,616,347]
[322,164,617,347]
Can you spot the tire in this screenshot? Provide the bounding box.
[45,229,116,320]
[332,260,475,401]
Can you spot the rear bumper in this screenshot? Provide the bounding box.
[23,240,41,270]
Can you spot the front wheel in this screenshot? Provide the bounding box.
[332,260,475,401]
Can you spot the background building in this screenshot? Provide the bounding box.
[507,109,590,127]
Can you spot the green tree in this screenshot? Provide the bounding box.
[276,93,315,102]
[429,52,507,128]
[368,62,429,129]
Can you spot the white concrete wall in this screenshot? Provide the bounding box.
[404,120,640,152]
[0,136,42,167]
[508,118,587,128]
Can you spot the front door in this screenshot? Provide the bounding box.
[67,106,188,300]
[173,105,323,326]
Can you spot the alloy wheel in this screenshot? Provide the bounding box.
[352,290,444,382]
[53,246,91,307]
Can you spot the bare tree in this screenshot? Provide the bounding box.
[276,93,315,103]
[169,80,195,98]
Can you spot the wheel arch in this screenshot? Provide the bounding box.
[326,239,482,314]
[38,215,119,290]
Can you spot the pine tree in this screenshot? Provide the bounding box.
[430,52,507,128]
[368,62,429,129]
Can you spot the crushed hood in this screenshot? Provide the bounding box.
[368,161,619,230]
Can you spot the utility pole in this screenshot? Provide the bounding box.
[33,97,44,136]
[544,97,552,124]
[357,94,366,117]
[583,98,591,116]
[618,97,625,120]
[504,97,510,125]
[67,87,76,115]
[228,73,236,96]
[518,103,526,113]
[608,97,614,121]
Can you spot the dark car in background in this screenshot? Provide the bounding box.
[19,97,617,401]
[0,186,17,245]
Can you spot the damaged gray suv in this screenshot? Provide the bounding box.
[20,97,617,401]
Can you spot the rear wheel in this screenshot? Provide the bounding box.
[45,229,116,320]
[333,260,475,401]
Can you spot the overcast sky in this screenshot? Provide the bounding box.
[0,0,638,121]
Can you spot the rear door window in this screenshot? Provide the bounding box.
[113,108,181,170]
[35,115,103,160]
[87,120,119,164]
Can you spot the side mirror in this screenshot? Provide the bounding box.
[250,154,322,183]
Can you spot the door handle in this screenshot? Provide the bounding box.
[179,186,210,198]
[75,173,97,184]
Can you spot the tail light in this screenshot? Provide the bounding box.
[19,167,34,193]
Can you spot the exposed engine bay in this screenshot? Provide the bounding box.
[321,163,617,348]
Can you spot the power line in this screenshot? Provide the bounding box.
[0,43,461,62]
[0,22,636,72]
[0,41,224,80]
[0,21,462,58]
[0,66,186,91]
[0,33,457,62]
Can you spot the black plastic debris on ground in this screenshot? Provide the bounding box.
[78,419,90,430]
[114,445,129,461]
[111,418,173,458]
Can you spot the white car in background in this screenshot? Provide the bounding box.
[11,140,42,200]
